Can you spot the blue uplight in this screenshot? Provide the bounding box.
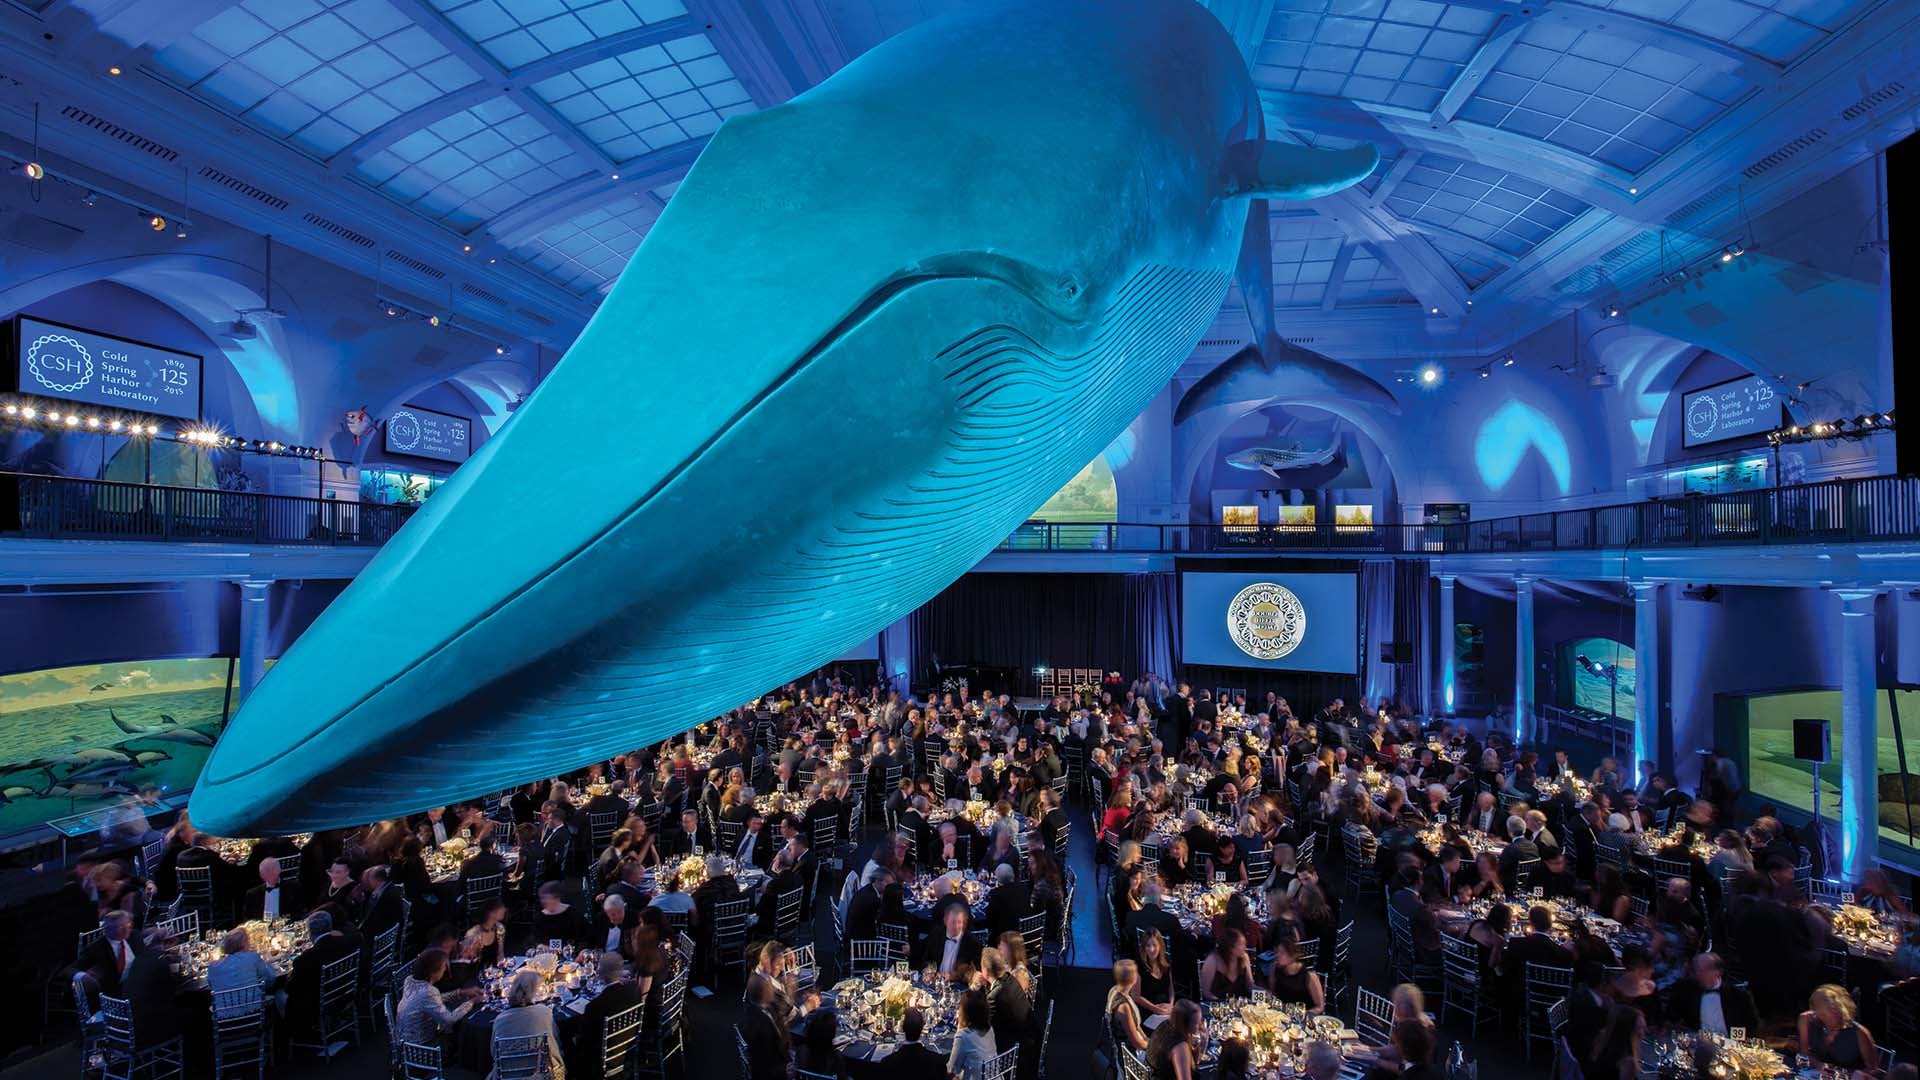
[1474,398,1571,494]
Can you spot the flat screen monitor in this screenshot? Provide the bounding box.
[11,315,203,421]
[1680,374,1784,448]
[1181,572,1358,674]
[384,404,471,464]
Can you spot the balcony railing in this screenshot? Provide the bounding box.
[0,471,418,546]
[5,470,1917,555]
[1000,474,1920,554]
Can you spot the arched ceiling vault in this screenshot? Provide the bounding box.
[3,0,1917,362]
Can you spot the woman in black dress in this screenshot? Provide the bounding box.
[1144,1000,1203,1080]
[1136,929,1174,1017]
[1199,928,1253,1001]
[1266,938,1325,1013]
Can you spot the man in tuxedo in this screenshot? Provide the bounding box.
[591,894,637,955]
[983,863,1033,943]
[358,865,405,941]
[1388,869,1441,961]
[416,806,457,849]
[456,832,508,893]
[899,799,932,862]
[1523,810,1561,861]
[692,856,743,931]
[570,952,641,1077]
[915,903,982,977]
[1669,953,1757,1037]
[244,856,303,921]
[82,910,138,998]
[1564,803,1602,880]
[608,857,649,912]
[880,1009,949,1080]
[757,850,806,929]
[1534,850,1581,900]
[582,783,629,829]
[118,934,185,1049]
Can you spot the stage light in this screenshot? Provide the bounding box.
[2,404,14,416]
[386,306,398,317]
[1628,187,1638,194]
[148,214,166,231]
[23,161,43,180]
[1721,250,1734,263]
[64,414,79,426]
[1429,307,1440,315]
[108,66,121,75]
[1607,304,1621,317]
[461,244,472,253]
[46,411,61,422]
[610,173,620,180]
[1502,356,1515,367]
[1034,666,1048,675]
[1419,366,1440,386]
[80,191,97,206]
[1478,369,1490,378]
[495,345,506,355]
[21,407,37,420]
[429,314,441,327]
[86,416,100,428]
[108,420,122,431]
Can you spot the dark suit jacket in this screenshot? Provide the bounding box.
[1505,932,1575,997]
[80,935,133,998]
[1669,979,1758,1035]
[845,885,885,942]
[984,881,1034,942]
[1125,904,1187,959]
[359,884,405,940]
[287,930,361,1030]
[119,951,184,1048]
[879,1042,949,1080]
[742,1004,789,1080]
[570,981,643,1076]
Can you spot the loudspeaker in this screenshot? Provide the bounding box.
[1379,642,1412,664]
[1792,717,1830,763]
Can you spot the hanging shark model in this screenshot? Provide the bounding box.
[190,0,1378,834]
[1227,443,1340,477]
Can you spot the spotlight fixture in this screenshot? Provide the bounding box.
[1477,366,1491,379]
[107,65,121,76]
[1501,355,1516,367]
[1419,366,1441,386]
[2,404,14,415]
[1429,307,1440,315]
[80,191,97,206]
[23,161,43,180]
[86,416,100,429]
[1629,186,1638,194]
[108,420,122,432]
[148,214,166,232]
[1588,368,1615,389]
[495,345,506,355]
[21,407,36,420]
[428,313,442,327]
[1607,303,1622,318]
[461,244,472,253]
[385,305,398,317]
[610,172,620,180]
[64,414,79,426]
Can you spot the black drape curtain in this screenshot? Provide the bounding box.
[910,572,1179,693]
[1395,558,1433,715]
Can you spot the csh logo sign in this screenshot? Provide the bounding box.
[26,332,94,394]
[387,410,423,451]
[1227,581,1307,661]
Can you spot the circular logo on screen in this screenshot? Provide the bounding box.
[1685,396,1719,442]
[1227,582,1307,661]
[387,410,422,451]
[26,333,93,394]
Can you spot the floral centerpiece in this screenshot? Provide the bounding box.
[1714,1041,1788,1079]
[677,855,709,889]
[1238,1002,1288,1056]
[876,976,921,1019]
[1833,903,1881,938]
[440,835,470,858]
[1196,883,1238,918]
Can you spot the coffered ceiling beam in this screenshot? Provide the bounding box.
[685,0,851,104]
[1321,241,1353,312]
[1431,15,1528,125]
[336,17,697,167]
[383,0,613,174]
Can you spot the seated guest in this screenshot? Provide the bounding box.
[592,894,636,955]
[82,910,138,998]
[693,856,743,928]
[492,968,566,1079]
[919,903,983,978]
[647,871,697,921]
[118,932,186,1051]
[569,953,639,1078]
[1583,1004,1644,1080]
[465,898,509,968]
[1671,953,1756,1038]
[1199,928,1253,1000]
[1302,1043,1344,1080]
[207,927,282,1008]
[1135,930,1174,1015]
[794,1005,847,1080]
[530,881,586,949]
[983,863,1033,944]
[1534,850,1581,900]
[358,865,406,940]
[286,910,362,1037]
[395,948,480,1046]
[1144,1000,1200,1080]
[1798,984,1877,1074]
[948,990,999,1080]
[244,857,302,921]
[1216,1039,1252,1080]
[315,859,359,917]
[880,1008,949,1080]
[1503,905,1575,997]
[980,949,1032,1069]
[1106,961,1149,1053]
[741,974,790,1080]
[1266,939,1324,1013]
[1362,1019,1440,1080]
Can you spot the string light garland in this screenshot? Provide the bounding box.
[1765,411,1895,447]
[1,396,324,458]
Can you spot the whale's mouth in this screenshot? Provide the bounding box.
[200,251,1090,793]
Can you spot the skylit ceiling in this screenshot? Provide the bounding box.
[5,0,1906,354]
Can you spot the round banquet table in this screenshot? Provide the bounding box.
[1196,997,1376,1078]
[902,870,991,921]
[452,948,611,1073]
[818,971,962,1077]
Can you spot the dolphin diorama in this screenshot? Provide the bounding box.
[190,0,1379,834]
[1227,443,1341,477]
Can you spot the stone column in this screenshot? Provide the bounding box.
[1514,576,1535,745]
[237,579,272,704]
[1631,582,1662,784]
[1437,573,1456,716]
[1835,588,1882,881]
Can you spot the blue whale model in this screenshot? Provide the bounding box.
[190,0,1378,834]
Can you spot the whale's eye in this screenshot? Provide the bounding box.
[1057,276,1081,300]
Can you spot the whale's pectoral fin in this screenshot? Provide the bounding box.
[1223,141,1379,201]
